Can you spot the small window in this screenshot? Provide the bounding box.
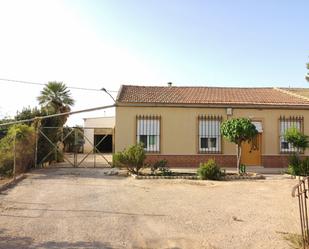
[136,115,160,153]
[279,116,304,153]
[198,115,222,153]
[139,135,148,148]
[201,137,209,149]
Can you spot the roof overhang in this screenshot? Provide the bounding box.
[116,102,309,110]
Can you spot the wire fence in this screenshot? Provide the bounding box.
[0,125,112,179]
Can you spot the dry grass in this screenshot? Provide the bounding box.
[278,231,304,249]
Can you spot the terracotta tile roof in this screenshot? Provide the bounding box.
[117,85,309,107]
[282,88,309,100]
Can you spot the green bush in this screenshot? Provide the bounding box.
[197,159,222,180]
[284,127,309,153]
[239,164,246,174]
[287,154,302,176]
[150,160,172,176]
[287,155,309,176]
[301,157,309,176]
[112,143,146,175]
[0,152,13,176]
[0,124,35,177]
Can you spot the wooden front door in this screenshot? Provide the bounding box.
[241,133,262,166]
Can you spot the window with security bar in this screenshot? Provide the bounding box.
[136,115,160,153]
[198,115,222,153]
[279,116,304,153]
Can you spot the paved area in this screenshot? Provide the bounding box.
[48,153,112,168]
[0,168,301,249]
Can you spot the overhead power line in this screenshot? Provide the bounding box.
[0,104,116,127]
[0,78,118,93]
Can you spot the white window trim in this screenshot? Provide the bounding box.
[279,119,302,153]
[198,118,221,153]
[136,116,160,152]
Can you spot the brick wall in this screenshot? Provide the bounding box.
[146,154,297,168]
[262,155,306,168]
[145,154,237,168]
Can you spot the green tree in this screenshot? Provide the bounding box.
[221,118,258,173]
[0,118,14,139]
[15,106,42,122]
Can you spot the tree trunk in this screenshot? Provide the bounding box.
[236,143,242,173]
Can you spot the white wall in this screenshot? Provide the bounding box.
[83,116,115,153]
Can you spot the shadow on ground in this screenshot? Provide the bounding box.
[27,168,127,181]
[0,229,114,249]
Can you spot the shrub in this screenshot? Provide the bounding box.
[287,154,302,176]
[0,124,35,177]
[239,164,246,174]
[284,127,309,153]
[286,154,309,176]
[112,143,146,175]
[197,159,222,180]
[150,160,172,176]
[301,157,309,176]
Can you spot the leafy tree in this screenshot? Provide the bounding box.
[221,118,258,173]
[15,106,42,122]
[0,118,14,139]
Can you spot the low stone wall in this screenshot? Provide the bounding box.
[131,173,265,181]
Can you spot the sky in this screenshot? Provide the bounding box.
[0,0,308,125]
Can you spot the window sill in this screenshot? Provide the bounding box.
[145,151,161,155]
[198,151,222,155]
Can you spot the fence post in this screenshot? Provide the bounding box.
[13,131,16,180]
[34,126,38,168]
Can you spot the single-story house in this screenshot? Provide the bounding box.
[83,116,115,153]
[115,84,309,168]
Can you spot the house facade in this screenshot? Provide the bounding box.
[115,85,309,168]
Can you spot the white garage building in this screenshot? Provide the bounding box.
[83,116,115,153]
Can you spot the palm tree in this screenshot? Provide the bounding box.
[37,82,74,113]
[36,82,75,164]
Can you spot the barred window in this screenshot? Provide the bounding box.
[279,116,304,153]
[136,115,160,153]
[198,115,222,153]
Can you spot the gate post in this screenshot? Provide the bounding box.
[292,177,309,248]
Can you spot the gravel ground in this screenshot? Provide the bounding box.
[0,168,301,249]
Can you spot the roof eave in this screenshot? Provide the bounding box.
[116,102,309,110]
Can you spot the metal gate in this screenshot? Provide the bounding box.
[36,126,112,168]
[292,177,309,248]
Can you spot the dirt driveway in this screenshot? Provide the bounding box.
[0,168,300,249]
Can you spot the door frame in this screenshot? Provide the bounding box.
[242,119,263,166]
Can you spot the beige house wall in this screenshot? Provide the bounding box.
[115,105,309,156]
